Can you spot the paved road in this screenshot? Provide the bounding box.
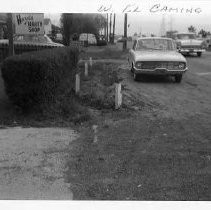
[121,51,211,120]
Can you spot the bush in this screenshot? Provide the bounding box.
[1,47,79,111]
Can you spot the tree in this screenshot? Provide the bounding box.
[198,29,208,38]
[51,24,61,39]
[188,25,196,33]
[60,13,74,46]
[60,13,106,46]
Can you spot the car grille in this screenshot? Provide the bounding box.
[141,61,183,70]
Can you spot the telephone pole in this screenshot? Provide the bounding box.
[106,14,109,42]
[7,13,14,56]
[112,14,116,44]
[109,13,112,43]
[123,13,127,50]
[160,14,166,37]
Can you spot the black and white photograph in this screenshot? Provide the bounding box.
[0,0,210,208]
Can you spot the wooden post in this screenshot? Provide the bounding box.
[85,62,88,77]
[7,13,14,56]
[115,83,122,109]
[92,125,98,143]
[89,57,93,67]
[75,73,80,94]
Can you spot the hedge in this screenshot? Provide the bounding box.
[1,47,79,110]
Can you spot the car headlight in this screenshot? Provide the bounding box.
[178,62,186,69]
[135,62,143,69]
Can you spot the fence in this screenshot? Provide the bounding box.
[0,43,61,63]
[69,41,85,51]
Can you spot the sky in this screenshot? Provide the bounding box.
[45,12,211,37]
[1,0,210,36]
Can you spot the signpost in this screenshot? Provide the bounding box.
[7,13,14,56]
[14,13,44,35]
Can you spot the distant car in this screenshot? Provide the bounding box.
[0,34,64,47]
[96,35,107,46]
[175,32,206,57]
[79,33,97,45]
[128,37,188,83]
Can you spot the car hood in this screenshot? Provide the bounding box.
[134,50,186,62]
[178,39,203,46]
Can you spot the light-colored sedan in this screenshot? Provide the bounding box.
[175,33,206,57]
[128,37,188,83]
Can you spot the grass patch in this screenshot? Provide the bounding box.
[81,45,129,60]
[77,62,122,110]
[65,115,211,200]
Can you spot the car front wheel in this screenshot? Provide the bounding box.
[175,74,183,83]
[130,63,134,73]
[133,72,139,81]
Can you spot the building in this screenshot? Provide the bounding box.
[44,18,52,35]
[0,14,7,39]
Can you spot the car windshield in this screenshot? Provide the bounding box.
[14,35,53,43]
[177,34,196,39]
[136,39,175,51]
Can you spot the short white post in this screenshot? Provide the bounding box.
[85,62,88,77]
[89,57,93,67]
[92,125,98,143]
[115,83,122,109]
[75,73,80,94]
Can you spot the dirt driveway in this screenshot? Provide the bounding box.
[0,127,78,199]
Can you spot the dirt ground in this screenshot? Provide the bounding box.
[0,127,78,199]
[65,51,211,200]
[0,47,210,200]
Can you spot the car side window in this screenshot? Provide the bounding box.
[133,40,137,50]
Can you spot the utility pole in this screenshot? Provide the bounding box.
[160,14,166,37]
[7,13,14,56]
[106,13,109,42]
[109,13,112,43]
[123,13,127,50]
[112,13,116,44]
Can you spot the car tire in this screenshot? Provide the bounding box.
[133,72,138,81]
[175,74,182,83]
[197,52,202,57]
[131,63,134,73]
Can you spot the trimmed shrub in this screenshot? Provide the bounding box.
[1,47,79,111]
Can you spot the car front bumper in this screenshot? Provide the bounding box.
[134,67,188,75]
[179,48,205,53]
